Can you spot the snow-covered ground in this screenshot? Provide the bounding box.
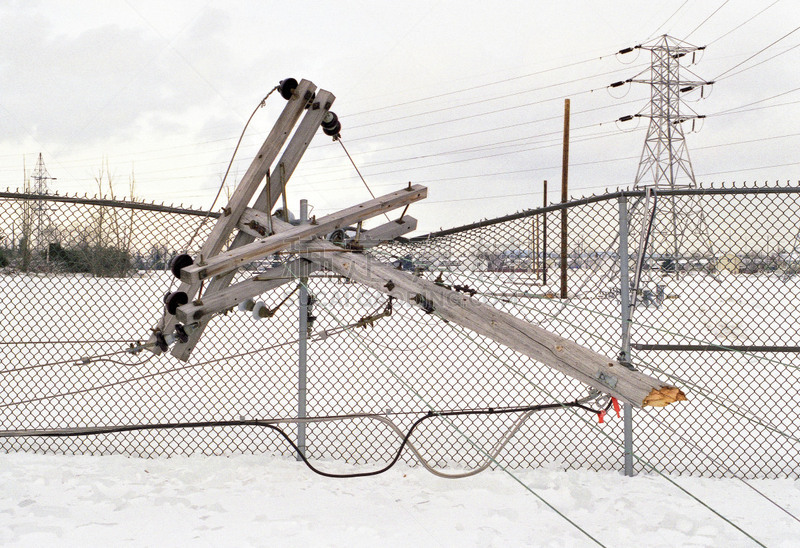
[1,452,797,547]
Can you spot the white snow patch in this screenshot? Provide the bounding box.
[0,452,798,547]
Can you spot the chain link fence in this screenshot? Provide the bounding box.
[1,185,799,479]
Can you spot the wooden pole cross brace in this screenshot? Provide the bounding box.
[177,185,426,284]
[174,216,418,323]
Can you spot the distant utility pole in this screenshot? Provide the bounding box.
[616,35,713,268]
[29,153,57,252]
[560,99,570,299]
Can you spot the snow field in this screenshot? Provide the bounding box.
[1,452,798,547]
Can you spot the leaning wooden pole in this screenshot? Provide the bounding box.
[560,99,570,299]
[277,222,685,408]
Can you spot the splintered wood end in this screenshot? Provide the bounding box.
[642,386,688,408]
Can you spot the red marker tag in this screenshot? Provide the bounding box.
[598,410,606,424]
[611,398,621,418]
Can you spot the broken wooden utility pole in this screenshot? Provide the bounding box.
[149,77,686,410]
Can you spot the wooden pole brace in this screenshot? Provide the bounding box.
[148,79,319,354]
[166,87,335,360]
[280,219,684,408]
[175,216,418,323]
[178,185,427,285]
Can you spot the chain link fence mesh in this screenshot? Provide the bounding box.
[1,185,799,479]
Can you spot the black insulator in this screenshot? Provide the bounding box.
[609,81,625,88]
[154,331,169,353]
[278,78,298,100]
[165,291,189,316]
[174,323,189,344]
[680,86,694,93]
[321,111,341,136]
[170,253,193,279]
[618,47,634,54]
[323,120,341,136]
[618,115,634,122]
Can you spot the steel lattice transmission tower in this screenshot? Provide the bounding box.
[29,153,57,250]
[630,35,710,189]
[617,35,715,274]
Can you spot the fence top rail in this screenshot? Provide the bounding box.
[0,191,220,218]
[408,181,800,242]
[4,181,800,243]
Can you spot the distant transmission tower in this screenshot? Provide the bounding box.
[630,35,710,189]
[29,153,57,251]
[617,35,714,272]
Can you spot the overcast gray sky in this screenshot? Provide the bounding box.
[2,0,798,233]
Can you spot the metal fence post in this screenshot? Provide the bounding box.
[297,199,309,461]
[618,195,634,477]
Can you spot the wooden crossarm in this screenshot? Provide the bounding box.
[178,185,426,284]
[174,259,313,323]
[175,216,418,323]
[281,223,684,408]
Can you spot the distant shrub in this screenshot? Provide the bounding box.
[47,243,132,277]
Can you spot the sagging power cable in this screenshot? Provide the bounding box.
[2,395,611,480]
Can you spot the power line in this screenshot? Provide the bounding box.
[647,0,690,40]
[713,41,800,82]
[710,85,800,115]
[303,133,800,207]
[302,131,634,185]
[285,279,609,545]
[344,56,609,118]
[440,321,765,547]
[685,0,731,40]
[708,0,782,45]
[380,253,800,447]
[344,65,647,131]
[305,92,800,188]
[714,25,800,81]
[710,98,800,118]
[300,129,625,178]
[42,92,800,201]
[0,84,642,185]
[342,92,643,144]
[698,160,800,178]
[409,263,800,525]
